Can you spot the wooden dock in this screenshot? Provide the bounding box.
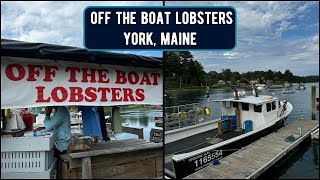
[185,119,319,179]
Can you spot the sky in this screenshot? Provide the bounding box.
[1,1,319,76]
[1,1,163,58]
[166,1,319,76]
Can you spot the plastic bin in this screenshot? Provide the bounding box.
[1,133,55,172]
[1,158,57,179]
[221,115,237,128]
[243,120,253,133]
[222,121,229,129]
[229,115,237,127]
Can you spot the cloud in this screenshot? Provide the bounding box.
[166,1,319,76]
[223,52,238,57]
[1,1,163,57]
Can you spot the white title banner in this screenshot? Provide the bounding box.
[1,56,163,109]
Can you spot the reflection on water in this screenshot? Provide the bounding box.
[113,108,163,141]
[165,83,319,179]
[312,141,319,170]
[279,141,319,179]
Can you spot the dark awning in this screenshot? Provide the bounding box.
[1,39,162,68]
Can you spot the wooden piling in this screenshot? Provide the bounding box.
[311,85,316,120]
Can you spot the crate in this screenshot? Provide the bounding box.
[1,158,57,179]
[1,133,55,172]
[1,148,54,172]
[1,133,54,152]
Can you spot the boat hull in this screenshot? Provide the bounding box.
[170,117,287,179]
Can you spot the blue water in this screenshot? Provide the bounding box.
[112,108,163,141]
[165,83,319,179]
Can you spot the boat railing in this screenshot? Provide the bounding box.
[165,102,217,131]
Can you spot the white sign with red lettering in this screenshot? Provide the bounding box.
[1,57,163,108]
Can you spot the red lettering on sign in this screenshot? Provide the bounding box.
[85,87,97,102]
[123,88,135,102]
[35,86,51,102]
[98,87,111,102]
[43,66,58,82]
[136,88,145,101]
[5,64,25,81]
[97,69,110,83]
[69,87,84,102]
[151,72,160,85]
[128,71,139,84]
[51,86,68,102]
[26,65,43,81]
[111,88,123,101]
[140,72,152,85]
[81,68,96,83]
[66,67,81,82]
[115,70,127,84]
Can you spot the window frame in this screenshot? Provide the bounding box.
[254,104,262,113]
[242,103,249,111]
[271,101,276,110]
[266,103,272,112]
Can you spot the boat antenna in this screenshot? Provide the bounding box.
[238,73,259,97]
[220,70,239,100]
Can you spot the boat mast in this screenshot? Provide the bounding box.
[252,83,259,97]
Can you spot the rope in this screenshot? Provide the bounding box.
[285,135,296,142]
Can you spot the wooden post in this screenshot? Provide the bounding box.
[111,106,122,133]
[218,121,223,135]
[311,85,316,120]
[235,107,241,130]
[228,119,232,131]
[82,157,92,179]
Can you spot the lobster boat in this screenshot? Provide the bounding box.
[165,91,293,179]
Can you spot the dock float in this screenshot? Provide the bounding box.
[185,119,319,179]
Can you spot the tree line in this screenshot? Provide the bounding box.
[165,51,319,89]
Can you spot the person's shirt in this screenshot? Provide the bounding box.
[44,106,71,151]
[78,106,103,139]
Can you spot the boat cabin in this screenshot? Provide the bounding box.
[215,95,284,131]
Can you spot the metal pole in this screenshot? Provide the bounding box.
[311,85,316,120]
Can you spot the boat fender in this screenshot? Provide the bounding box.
[205,107,210,116]
[5,109,11,117]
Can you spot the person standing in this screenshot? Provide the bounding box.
[78,106,103,140]
[44,106,71,153]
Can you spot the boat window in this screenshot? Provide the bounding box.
[267,103,271,112]
[242,103,249,111]
[254,105,262,113]
[226,101,231,108]
[233,102,238,108]
[272,101,276,110]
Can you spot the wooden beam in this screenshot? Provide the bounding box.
[82,157,92,179]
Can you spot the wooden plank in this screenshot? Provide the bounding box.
[106,123,144,139]
[183,119,319,179]
[155,155,163,177]
[122,126,144,139]
[69,148,162,169]
[82,157,92,179]
[68,157,158,179]
[70,141,162,159]
[61,161,71,179]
